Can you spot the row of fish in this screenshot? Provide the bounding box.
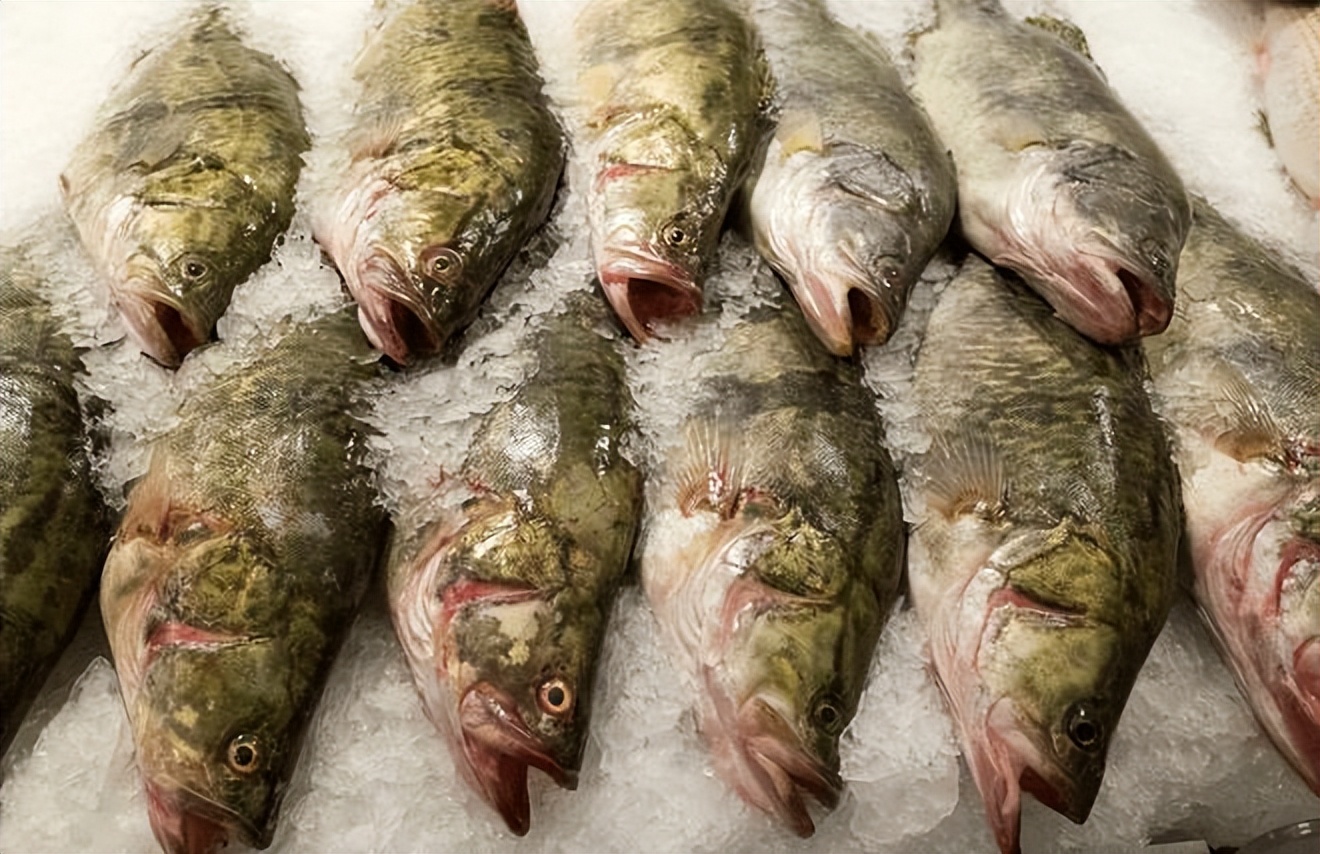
[1,0,1316,853]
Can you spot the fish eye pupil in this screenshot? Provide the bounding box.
[1067,702,1103,751]
[235,745,254,766]
[183,260,206,279]
[547,686,565,707]
[227,735,260,773]
[667,227,686,246]
[538,679,573,715]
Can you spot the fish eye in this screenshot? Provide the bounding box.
[227,734,261,774]
[180,258,209,281]
[421,246,462,283]
[1065,701,1104,752]
[812,696,845,736]
[537,678,574,716]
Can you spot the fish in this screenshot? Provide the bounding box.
[638,261,904,836]
[60,8,309,368]
[905,257,1181,854]
[575,0,771,341]
[911,0,1191,345]
[318,0,564,365]
[743,0,957,355]
[99,308,387,854]
[1258,2,1320,205]
[1144,198,1320,795]
[385,291,642,835]
[0,245,110,758]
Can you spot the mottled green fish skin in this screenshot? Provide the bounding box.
[1144,199,1320,796]
[745,0,956,355]
[320,0,564,365]
[641,269,903,837]
[387,292,641,836]
[912,0,1190,346]
[577,0,771,341]
[100,309,386,853]
[908,258,1180,854]
[0,249,109,758]
[61,8,308,368]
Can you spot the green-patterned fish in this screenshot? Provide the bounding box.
[906,257,1180,854]
[99,309,386,854]
[386,292,641,835]
[1145,198,1320,796]
[0,246,110,757]
[639,264,904,836]
[318,0,564,365]
[576,0,771,341]
[61,9,309,367]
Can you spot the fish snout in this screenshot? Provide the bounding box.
[115,284,208,367]
[595,242,702,342]
[734,697,841,838]
[352,249,440,364]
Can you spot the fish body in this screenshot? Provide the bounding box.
[912,0,1191,344]
[61,9,308,367]
[1260,3,1320,205]
[100,310,386,854]
[1145,199,1320,794]
[0,249,109,757]
[744,0,956,355]
[639,266,904,836]
[906,258,1180,853]
[319,0,564,365]
[576,0,770,341]
[386,293,642,835]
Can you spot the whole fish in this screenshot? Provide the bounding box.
[912,0,1191,344]
[1259,2,1320,205]
[0,247,109,757]
[386,292,642,835]
[100,309,386,854]
[639,264,904,836]
[906,258,1180,854]
[1144,198,1320,794]
[744,0,956,355]
[576,0,771,341]
[61,9,309,367]
[318,0,564,365]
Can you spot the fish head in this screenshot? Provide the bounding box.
[589,118,724,339]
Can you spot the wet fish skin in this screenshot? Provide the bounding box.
[100,309,387,853]
[1144,198,1320,795]
[0,248,110,758]
[640,267,903,836]
[912,0,1191,345]
[577,0,771,341]
[907,258,1180,854]
[744,0,956,355]
[60,9,308,368]
[319,0,564,365]
[387,292,642,836]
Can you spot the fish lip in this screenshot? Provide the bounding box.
[1044,248,1171,344]
[789,268,895,355]
[596,249,701,342]
[143,777,260,854]
[141,617,256,673]
[456,681,575,836]
[352,248,441,364]
[114,282,208,367]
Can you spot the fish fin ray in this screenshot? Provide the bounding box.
[921,432,1008,521]
[675,419,756,519]
[1216,369,1286,462]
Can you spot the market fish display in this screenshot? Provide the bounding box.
[744,0,956,355]
[60,9,308,367]
[1258,2,1320,205]
[99,309,386,854]
[906,258,1180,853]
[387,292,641,835]
[0,247,109,758]
[319,0,564,365]
[1145,199,1320,795]
[575,0,771,341]
[639,263,904,836]
[912,0,1191,345]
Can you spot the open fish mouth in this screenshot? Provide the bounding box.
[731,697,841,838]
[144,778,256,854]
[1042,251,1171,344]
[597,250,701,342]
[457,681,575,837]
[115,286,208,367]
[790,269,893,356]
[353,249,440,364]
[141,619,257,671]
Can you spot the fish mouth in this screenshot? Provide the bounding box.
[457,681,575,836]
[141,619,256,672]
[353,249,440,364]
[728,696,841,838]
[1044,252,1172,344]
[596,251,701,342]
[115,285,208,367]
[789,270,894,356]
[144,778,256,854]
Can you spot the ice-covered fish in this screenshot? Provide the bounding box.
[912,0,1191,344]
[60,9,308,367]
[639,263,904,836]
[386,292,641,835]
[1258,2,1320,205]
[906,258,1180,853]
[1145,198,1320,795]
[319,0,564,365]
[0,247,110,757]
[744,0,956,355]
[575,0,771,341]
[99,309,386,854]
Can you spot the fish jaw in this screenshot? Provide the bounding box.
[787,269,890,357]
[114,280,208,367]
[144,780,236,854]
[596,245,701,342]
